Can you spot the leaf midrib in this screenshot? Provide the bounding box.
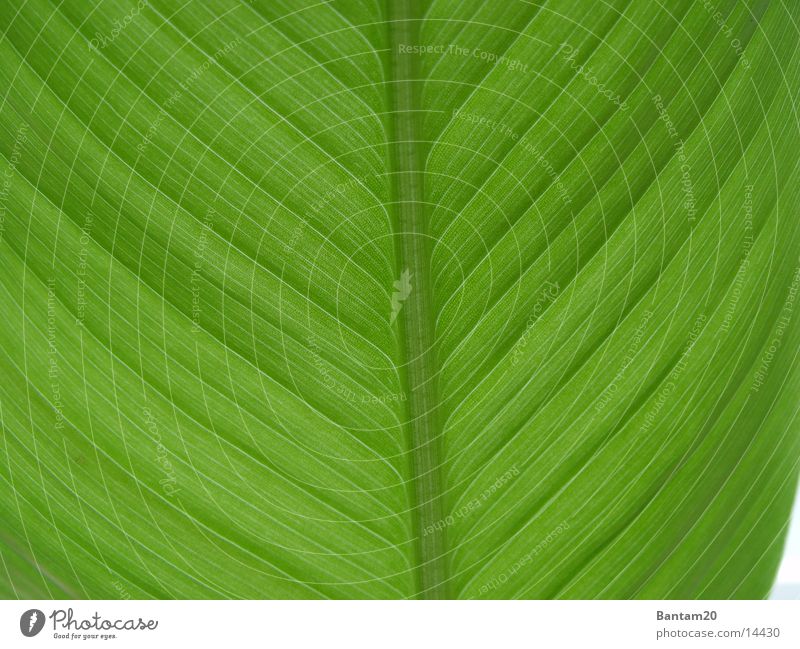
[385,0,447,599]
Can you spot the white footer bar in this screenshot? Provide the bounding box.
[1,600,797,648]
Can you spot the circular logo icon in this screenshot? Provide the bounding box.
[20,609,45,637]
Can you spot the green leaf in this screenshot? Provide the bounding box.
[1,0,798,599]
